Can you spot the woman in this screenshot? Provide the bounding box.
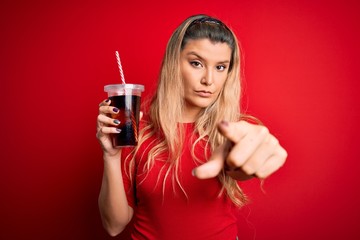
[97,14,287,239]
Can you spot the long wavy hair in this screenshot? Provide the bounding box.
[127,14,248,207]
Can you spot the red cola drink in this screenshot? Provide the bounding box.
[104,84,145,147]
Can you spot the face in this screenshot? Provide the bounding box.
[180,38,231,121]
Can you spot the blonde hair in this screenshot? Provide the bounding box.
[128,14,248,207]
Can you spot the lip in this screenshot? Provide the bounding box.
[195,90,212,98]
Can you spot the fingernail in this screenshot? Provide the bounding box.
[113,119,120,124]
[220,120,229,127]
[113,107,119,113]
[105,99,110,103]
[116,128,121,132]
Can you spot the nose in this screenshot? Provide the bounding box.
[201,68,213,86]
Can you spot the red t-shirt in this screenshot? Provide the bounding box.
[122,122,239,240]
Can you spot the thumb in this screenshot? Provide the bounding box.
[192,142,228,179]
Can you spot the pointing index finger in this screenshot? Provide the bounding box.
[192,142,228,179]
[218,120,248,143]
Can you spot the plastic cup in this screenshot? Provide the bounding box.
[104,84,145,147]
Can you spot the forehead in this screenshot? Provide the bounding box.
[181,38,231,62]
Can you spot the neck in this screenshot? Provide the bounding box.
[180,105,202,123]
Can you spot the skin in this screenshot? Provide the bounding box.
[97,104,133,236]
[179,39,287,179]
[180,38,231,122]
[96,38,287,236]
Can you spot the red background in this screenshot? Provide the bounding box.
[1,0,359,239]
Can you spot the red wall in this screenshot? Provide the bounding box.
[1,0,359,239]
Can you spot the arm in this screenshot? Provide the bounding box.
[98,153,133,236]
[96,99,134,236]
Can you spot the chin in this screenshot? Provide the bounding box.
[191,100,214,109]
[185,97,216,110]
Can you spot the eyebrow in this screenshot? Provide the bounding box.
[186,51,230,64]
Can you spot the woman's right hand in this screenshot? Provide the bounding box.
[96,99,122,157]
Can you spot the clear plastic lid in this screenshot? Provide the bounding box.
[104,84,145,93]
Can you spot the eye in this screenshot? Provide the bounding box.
[190,61,203,68]
[216,65,227,71]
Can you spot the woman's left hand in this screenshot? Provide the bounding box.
[192,120,287,180]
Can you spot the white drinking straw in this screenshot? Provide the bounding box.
[115,51,126,84]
